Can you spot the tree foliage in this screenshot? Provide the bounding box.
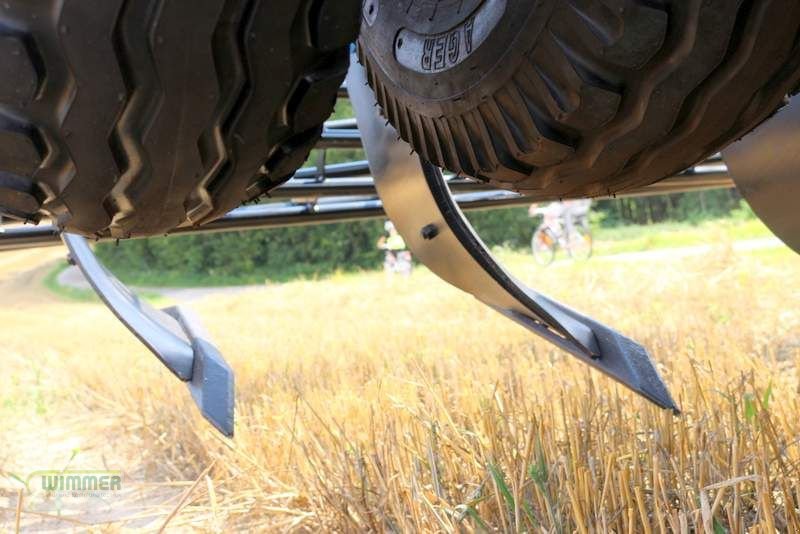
[97,189,745,283]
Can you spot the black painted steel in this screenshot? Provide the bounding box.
[272,172,732,198]
[294,160,371,179]
[0,172,734,252]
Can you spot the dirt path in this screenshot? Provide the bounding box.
[0,249,191,530]
[51,237,788,304]
[56,264,258,303]
[0,237,788,309]
[0,248,66,306]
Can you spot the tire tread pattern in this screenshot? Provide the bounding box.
[0,0,361,236]
[360,0,800,198]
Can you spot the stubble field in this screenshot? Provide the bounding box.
[0,239,799,532]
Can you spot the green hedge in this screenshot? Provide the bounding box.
[95,207,538,284]
[96,220,384,285]
[96,189,745,285]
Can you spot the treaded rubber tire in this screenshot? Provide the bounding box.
[358,0,800,199]
[0,0,361,237]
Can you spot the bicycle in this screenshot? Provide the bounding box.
[529,202,594,266]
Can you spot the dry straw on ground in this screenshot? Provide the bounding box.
[0,244,798,532]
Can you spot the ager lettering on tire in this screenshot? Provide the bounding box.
[395,0,505,74]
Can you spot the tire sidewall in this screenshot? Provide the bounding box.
[359,0,553,117]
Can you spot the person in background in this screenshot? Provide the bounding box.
[377,221,412,275]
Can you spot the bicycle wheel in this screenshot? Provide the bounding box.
[531,227,556,266]
[567,227,594,261]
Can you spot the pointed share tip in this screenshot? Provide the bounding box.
[588,326,680,413]
[498,306,679,412]
[634,379,681,414]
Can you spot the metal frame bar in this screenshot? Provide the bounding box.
[0,168,733,252]
[0,189,535,251]
[272,171,732,198]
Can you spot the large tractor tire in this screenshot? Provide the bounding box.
[358,0,800,198]
[0,0,360,237]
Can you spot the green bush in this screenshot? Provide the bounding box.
[96,220,385,285]
[96,189,748,285]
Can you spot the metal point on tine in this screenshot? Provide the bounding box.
[510,295,679,413]
[346,54,679,412]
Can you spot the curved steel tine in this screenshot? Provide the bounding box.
[346,56,678,412]
[62,233,195,379]
[62,233,235,436]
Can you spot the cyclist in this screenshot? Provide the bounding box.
[563,199,592,235]
[530,200,591,235]
[529,200,593,265]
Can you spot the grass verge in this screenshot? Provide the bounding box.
[41,261,98,302]
[42,260,168,304]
